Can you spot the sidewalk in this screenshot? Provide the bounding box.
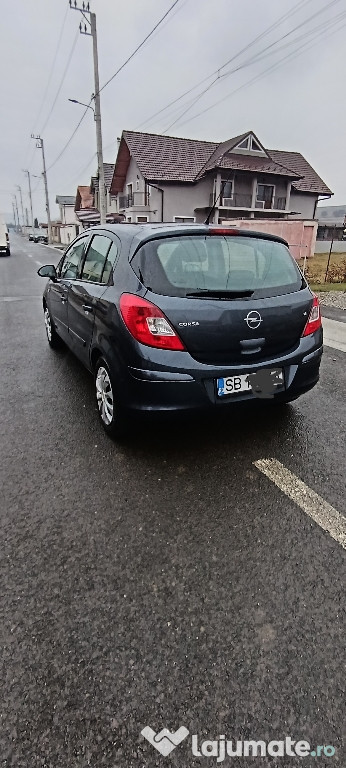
[322,316,346,353]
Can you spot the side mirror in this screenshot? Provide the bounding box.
[37,264,57,281]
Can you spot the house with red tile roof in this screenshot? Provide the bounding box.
[109,129,332,229]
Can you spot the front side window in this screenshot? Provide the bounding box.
[131,235,303,299]
[81,234,112,283]
[101,241,119,284]
[60,237,88,279]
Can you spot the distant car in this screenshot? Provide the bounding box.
[0,221,10,256]
[29,233,35,241]
[34,233,48,244]
[37,223,323,437]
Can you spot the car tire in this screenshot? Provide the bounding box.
[94,358,126,438]
[43,305,63,349]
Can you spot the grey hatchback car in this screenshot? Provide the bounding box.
[38,223,323,436]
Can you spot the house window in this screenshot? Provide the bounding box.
[256,184,274,209]
[145,183,151,205]
[221,178,233,204]
[173,216,196,223]
[234,134,265,154]
[127,183,133,206]
[251,137,262,152]
[137,215,148,223]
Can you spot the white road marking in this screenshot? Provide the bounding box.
[0,296,42,302]
[254,458,346,550]
[34,260,42,266]
[28,254,32,258]
[322,317,346,353]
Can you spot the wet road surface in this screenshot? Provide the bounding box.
[1,234,345,767]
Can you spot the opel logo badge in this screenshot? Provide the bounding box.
[245,310,263,329]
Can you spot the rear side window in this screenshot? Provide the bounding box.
[131,235,303,298]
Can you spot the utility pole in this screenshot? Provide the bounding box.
[12,201,17,231]
[13,194,20,232]
[31,134,52,243]
[69,1,107,225]
[324,224,336,283]
[23,169,35,237]
[25,207,29,227]
[16,185,25,228]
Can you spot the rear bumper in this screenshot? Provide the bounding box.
[119,333,323,412]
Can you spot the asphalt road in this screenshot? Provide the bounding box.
[1,234,345,767]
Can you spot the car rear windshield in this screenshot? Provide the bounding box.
[131,235,304,298]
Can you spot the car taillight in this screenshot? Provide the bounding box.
[208,228,239,235]
[302,295,322,336]
[120,293,185,350]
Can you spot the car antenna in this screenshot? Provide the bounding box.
[204,171,234,226]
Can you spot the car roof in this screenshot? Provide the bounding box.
[81,222,289,257]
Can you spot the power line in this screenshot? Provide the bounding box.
[163,2,346,132]
[34,2,70,128]
[97,0,182,95]
[40,30,79,133]
[45,105,90,172]
[56,152,97,190]
[136,0,314,130]
[34,1,183,176]
[177,10,346,130]
[22,1,70,168]
[162,0,342,132]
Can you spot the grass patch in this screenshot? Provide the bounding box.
[310,283,346,292]
[297,252,346,284]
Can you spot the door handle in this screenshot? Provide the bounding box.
[82,304,93,313]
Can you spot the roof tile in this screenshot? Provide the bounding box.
[110,130,332,197]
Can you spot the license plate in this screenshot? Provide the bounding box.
[217,369,284,397]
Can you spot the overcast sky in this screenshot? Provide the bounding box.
[1,0,345,223]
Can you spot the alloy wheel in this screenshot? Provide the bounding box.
[44,307,52,342]
[95,366,114,426]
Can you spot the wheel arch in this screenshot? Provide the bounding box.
[90,346,103,372]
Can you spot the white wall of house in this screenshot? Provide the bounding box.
[160,178,212,222]
[289,191,318,220]
[58,204,77,225]
[60,224,80,245]
[116,155,321,225]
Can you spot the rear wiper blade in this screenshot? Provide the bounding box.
[185,289,254,299]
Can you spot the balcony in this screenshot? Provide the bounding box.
[209,192,287,211]
[255,196,286,211]
[118,191,150,209]
[210,192,252,208]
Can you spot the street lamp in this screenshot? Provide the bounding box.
[68,98,95,119]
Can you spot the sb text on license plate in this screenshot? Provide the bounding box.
[217,369,284,397]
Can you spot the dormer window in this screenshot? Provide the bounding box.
[233,134,267,155]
